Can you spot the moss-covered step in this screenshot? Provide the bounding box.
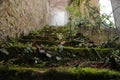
[2,46,112,60]
[20,35,58,40]
[0,45,112,66]
[19,39,60,45]
[44,46,112,60]
[0,66,120,80]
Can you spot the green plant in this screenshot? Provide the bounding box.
[67,0,115,35]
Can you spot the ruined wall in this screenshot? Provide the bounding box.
[111,0,120,32]
[0,0,49,42]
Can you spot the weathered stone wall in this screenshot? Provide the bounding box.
[0,0,49,42]
[111,0,120,32]
[50,0,69,11]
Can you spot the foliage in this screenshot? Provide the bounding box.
[66,0,115,35]
[101,35,119,48]
[112,50,120,56]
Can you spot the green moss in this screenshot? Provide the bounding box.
[45,46,112,60]
[0,44,112,66]
[68,67,120,80]
[99,48,112,56]
[1,66,120,80]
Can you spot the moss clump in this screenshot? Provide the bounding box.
[68,67,120,80]
[45,46,112,60]
[0,66,120,80]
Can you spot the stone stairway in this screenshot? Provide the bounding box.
[0,26,112,66]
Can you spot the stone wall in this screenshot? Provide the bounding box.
[111,0,120,32]
[0,0,49,42]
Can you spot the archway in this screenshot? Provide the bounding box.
[49,0,69,26]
